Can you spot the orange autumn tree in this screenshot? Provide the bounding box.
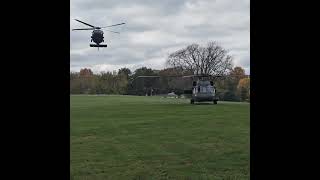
[237,77,250,102]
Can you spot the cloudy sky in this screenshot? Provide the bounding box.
[70,0,250,74]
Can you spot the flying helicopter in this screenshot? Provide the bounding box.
[72,19,125,50]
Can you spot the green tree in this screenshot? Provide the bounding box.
[70,72,81,94]
[115,73,129,94]
[118,68,131,79]
[132,67,157,78]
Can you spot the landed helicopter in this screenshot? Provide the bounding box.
[72,19,125,50]
[187,75,219,104]
[130,74,221,104]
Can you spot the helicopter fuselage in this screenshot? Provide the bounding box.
[73,19,125,48]
[190,80,219,104]
[91,29,104,45]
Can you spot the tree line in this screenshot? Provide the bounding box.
[70,41,250,102]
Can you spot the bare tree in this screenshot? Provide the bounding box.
[166,42,233,76]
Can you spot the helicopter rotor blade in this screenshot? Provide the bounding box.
[74,19,95,28]
[104,29,120,34]
[101,23,125,28]
[72,28,95,31]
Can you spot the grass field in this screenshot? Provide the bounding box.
[70,95,250,180]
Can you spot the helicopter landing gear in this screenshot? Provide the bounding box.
[191,99,194,104]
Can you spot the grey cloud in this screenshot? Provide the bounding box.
[72,0,187,15]
[70,0,250,74]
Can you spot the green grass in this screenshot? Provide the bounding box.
[71,95,250,180]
